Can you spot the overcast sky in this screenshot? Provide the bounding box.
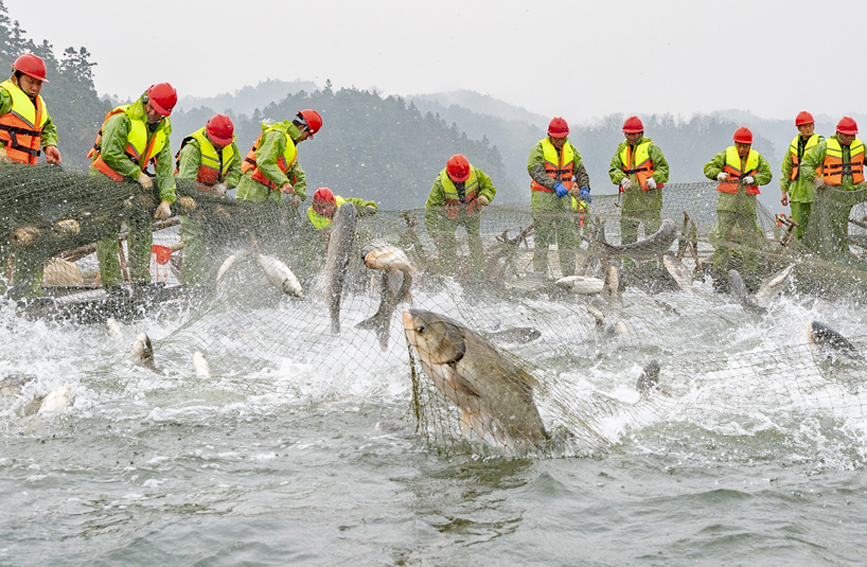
[13,0,867,124]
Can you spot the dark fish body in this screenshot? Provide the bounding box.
[808,321,858,354]
[403,309,548,453]
[324,203,357,334]
[727,269,767,313]
[636,360,661,393]
[357,269,412,350]
[589,218,677,261]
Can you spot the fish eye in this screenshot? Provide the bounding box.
[415,324,426,334]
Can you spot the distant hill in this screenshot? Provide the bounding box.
[175,79,319,116]
[410,90,549,125]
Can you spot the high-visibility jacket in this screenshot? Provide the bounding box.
[0,79,49,164]
[717,146,761,195]
[241,122,297,190]
[307,195,348,230]
[175,127,235,186]
[817,137,865,185]
[87,104,170,182]
[620,141,661,190]
[531,138,573,192]
[441,167,480,219]
[788,133,820,181]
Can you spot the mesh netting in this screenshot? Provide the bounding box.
[2,162,867,457]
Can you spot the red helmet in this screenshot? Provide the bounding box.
[297,109,323,138]
[446,154,471,182]
[11,53,48,83]
[795,111,814,126]
[622,116,644,133]
[836,116,859,135]
[313,187,337,215]
[733,126,753,144]
[206,114,234,146]
[547,117,569,138]
[146,83,177,117]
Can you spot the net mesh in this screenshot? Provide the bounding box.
[2,162,867,457]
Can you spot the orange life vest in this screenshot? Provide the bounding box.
[817,137,865,186]
[240,123,297,191]
[87,104,169,182]
[0,79,48,165]
[788,133,820,181]
[619,140,661,190]
[531,138,574,192]
[717,146,761,196]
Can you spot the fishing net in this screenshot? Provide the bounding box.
[1,161,867,457]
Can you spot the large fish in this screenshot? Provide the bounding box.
[555,275,604,295]
[753,264,796,302]
[256,254,303,297]
[662,253,693,289]
[403,308,549,454]
[808,321,862,364]
[356,243,414,350]
[130,332,158,372]
[588,218,677,261]
[727,270,767,313]
[324,203,357,334]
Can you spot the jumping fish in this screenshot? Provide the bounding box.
[753,264,796,302]
[636,360,661,394]
[588,218,677,262]
[130,332,158,371]
[727,269,767,313]
[192,351,212,377]
[403,308,549,454]
[662,253,693,289]
[215,254,237,284]
[356,243,414,350]
[324,202,357,334]
[256,254,303,297]
[585,305,629,337]
[38,386,72,413]
[601,265,620,303]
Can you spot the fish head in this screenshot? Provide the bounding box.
[403,309,466,367]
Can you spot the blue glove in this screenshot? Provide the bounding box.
[554,183,568,198]
[579,188,591,204]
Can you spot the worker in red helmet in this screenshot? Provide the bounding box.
[608,116,670,246]
[0,54,63,297]
[88,82,178,292]
[527,117,591,278]
[425,154,498,276]
[307,187,377,235]
[236,109,322,205]
[175,114,242,284]
[780,111,823,240]
[703,126,772,286]
[0,53,61,165]
[800,117,867,261]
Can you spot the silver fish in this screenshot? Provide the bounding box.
[358,242,417,347]
[662,253,693,289]
[589,218,677,261]
[215,254,237,284]
[556,275,605,295]
[192,351,212,377]
[130,332,158,371]
[602,265,620,303]
[636,360,661,394]
[324,203,357,334]
[403,309,548,454]
[727,270,767,313]
[585,305,629,337]
[753,264,796,302]
[38,386,72,413]
[256,254,303,297]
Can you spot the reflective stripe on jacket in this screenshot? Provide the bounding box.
[788,133,820,181]
[818,137,865,185]
[718,146,761,195]
[88,104,169,182]
[531,138,573,192]
[440,167,480,219]
[240,122,297,190]
[619,140,660,190]
[0,79,48,164]
[175,127,235,186]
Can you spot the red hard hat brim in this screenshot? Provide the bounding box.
[548,131,568,139]
[208,134,233,146]
[448,172,470,182]
[838,129,858,135]
[149,98,172,117]
[17,69,47,83]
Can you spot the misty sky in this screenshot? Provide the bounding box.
[15,0,867,124]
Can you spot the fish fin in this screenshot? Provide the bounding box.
[452,373,481,398]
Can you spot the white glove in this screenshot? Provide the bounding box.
[716,172,728,182]
[154,199,172,221]
[279,182,295,194]
[366,204,377,212]
[813,177,826,189]
[620,177,634,191]
[478,195,490,206]
[137,172,154,191]
[645,177,657,189]
[743,176,754,184]
[212,182,228,195]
